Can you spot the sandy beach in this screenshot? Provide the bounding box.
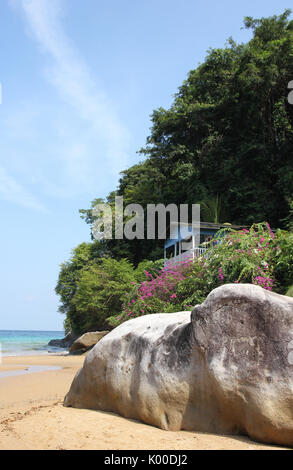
[0,354,288,450]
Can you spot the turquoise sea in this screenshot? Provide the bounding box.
[0,330,65,356]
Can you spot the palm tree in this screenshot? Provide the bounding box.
[200,194,224,224]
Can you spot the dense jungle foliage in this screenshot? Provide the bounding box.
[56,12,293,334]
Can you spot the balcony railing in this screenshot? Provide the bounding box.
[165,247,207,267]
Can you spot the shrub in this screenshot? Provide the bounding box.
[108,222,293,328]
[205,222,276,290]
[271,230,293,294]
[57,223,293,332]
[71,258,137,333]
[107,262,192,328]
[287,286,293,297]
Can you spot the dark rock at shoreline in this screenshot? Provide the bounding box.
[48,331,76,349]
[64,284,293,447]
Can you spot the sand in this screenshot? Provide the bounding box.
[0,354,288,450]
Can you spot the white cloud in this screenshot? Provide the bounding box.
[3,0,132,210]
[17,0,131,175]
[0,166,47,212]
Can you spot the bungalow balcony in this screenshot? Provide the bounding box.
[163,222,246,268]
[165,247,207,267]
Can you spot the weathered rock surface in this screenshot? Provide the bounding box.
[48,331,76,348]
[69,331,109,354]
[64,284,293,446]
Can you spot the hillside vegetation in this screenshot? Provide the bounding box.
[56,12,293,334]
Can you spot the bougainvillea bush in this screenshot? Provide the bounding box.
[107,262,193,328]
[205,223,277,290]
[271,230,293,293]
[207,223,293,294]
[107,222,293,328]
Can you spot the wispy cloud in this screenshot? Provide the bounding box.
[18,0,131,169]
[5,0,131,208]
[0,166,46,212]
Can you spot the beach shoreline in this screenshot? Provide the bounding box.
[0,354,288,450]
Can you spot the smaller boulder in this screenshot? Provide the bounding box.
[69,331,109,354]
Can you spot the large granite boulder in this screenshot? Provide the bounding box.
[64,284,293,446]
[69,331,109,354]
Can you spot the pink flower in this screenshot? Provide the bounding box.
[266,222,275,239]
[218,267,224,283]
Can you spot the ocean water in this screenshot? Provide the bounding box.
[0,330,65,357]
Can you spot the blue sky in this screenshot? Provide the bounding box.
[0,0,291,330]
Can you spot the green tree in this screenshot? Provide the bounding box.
[55,241,107,333]
[57,11,293,333]
[71,258,137,333]
[80,11,293,264]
